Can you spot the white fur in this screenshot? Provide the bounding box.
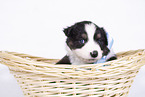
[85,23,96,42]
[66,23,103,65]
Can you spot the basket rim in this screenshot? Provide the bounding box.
[0,49,144,66]
[0,49,145,78]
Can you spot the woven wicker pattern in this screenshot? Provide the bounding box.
[0,49,145,97]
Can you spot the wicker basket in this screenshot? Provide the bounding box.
[0,49,145,97]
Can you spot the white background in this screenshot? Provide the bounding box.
[0,0,145,97]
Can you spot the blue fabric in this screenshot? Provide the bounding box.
[95,32,114,64]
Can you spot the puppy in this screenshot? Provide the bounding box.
[57,21,116,65]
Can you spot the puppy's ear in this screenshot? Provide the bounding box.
[99,27,110,55]
[100,27,108,46]
[63,26,73,37]
[100,28,107,35]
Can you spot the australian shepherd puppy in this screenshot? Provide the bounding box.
[57,21,117,65]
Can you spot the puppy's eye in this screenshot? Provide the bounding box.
[78,39,85,44]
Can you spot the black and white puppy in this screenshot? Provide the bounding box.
[57,21,116,65]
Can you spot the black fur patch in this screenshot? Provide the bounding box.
[94,27,110,55]
[64,21,90,49]
[107,56,117,61]
[56,55,71,64]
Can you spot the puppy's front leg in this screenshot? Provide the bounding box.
[56,55,71,64]
[106,48,117,61]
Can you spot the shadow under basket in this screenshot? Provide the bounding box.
[0,49,145,97]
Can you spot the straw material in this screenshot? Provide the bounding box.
[0,49,145,97]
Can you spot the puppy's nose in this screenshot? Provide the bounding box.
[90,51,98,58]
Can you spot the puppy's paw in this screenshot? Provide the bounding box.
[107,55,117,61]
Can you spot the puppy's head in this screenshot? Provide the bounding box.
[64,21,110,63]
